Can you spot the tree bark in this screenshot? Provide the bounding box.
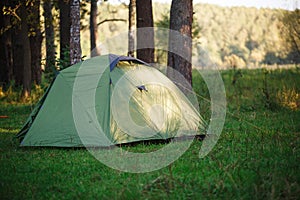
[59,0,70,67]
[0,0,13,89]
[128,0,136,57]
[136,0,154,63]
[13,1,31,98]
[70,0,81,65]
[28,0,42,85]
[90,0,99,56]
[13,31,23,87]
[43,0,56,74]
[167,0,193,88]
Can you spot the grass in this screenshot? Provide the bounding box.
[0,68,300,199]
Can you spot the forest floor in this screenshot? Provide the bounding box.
[0,68,299,199]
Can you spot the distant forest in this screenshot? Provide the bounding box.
[192,4,298,67]
[77,2,298,68]
[1,1,298,100]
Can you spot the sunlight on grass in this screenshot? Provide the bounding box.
[0,128,19,134]
[0,84,47,105]
[0,69,299,199]
[276,87,300,110]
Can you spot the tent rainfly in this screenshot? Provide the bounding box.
[17,54,205,147]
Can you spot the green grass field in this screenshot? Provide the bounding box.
[0,68,299,199]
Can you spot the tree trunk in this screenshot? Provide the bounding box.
[167,0,193,88]
[13,32,23,87]
[70,0,81,65]
[128,0,136,57]
[13,1,31,98]
[28,0,42,85]
[90,0,99,56]
[43,0,56,74]
[0,0,13,89]
[59,0,70,68]
[136,0,154,63]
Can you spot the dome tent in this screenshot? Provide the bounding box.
[17,54,205,147]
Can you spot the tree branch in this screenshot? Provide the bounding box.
[97,19,126,26]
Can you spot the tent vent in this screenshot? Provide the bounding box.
[137,85,148,92]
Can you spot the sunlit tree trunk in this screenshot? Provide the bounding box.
[136,0,154,63]
[128,0,136,57]
[70,0,81,65]
[167,0,193,87]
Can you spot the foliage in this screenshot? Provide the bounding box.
[154,13,201,64]
[0,69,299,199]
[2,2,298,102]
[277,87,300,110]
[56,47,71,70]
[0,81,49,105]
[155,13,201,40]
[0,0,43,97]
[192,4,291,66]
[281,9,300,63]
[83,3,297,66]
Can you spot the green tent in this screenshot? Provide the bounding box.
[18,54,205,147]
